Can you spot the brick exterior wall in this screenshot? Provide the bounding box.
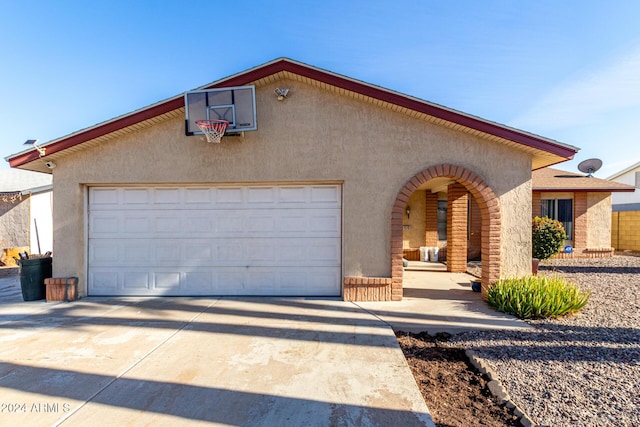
[446,183,468,272]
[425,191,439,246]
[469,197,482,259]
[343,277,393,301]
[573,192,588,249]
[532,192,541,218]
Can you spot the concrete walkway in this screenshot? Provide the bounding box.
[356,269,531,334]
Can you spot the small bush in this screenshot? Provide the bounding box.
[488,276,590,319]
[532,216,567,260]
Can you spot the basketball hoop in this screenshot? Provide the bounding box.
[195,120,229,143]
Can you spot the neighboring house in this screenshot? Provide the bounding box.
[607,161,640,211]
[531,167,634,258]
[6,58,580,300]
[0,169,53,263]
[607,161,640,251]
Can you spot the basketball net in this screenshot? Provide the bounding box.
[195,120,229,143]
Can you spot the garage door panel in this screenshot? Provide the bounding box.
[90,244,120,263]
[90,237,340,267]
[124,272,150,290]
[156,272,180,289]
[216,187,244,205]
[91,215,120,234]
[153,188,181,204]
[89,209,340,239]
[89,186,341,211]
[89,266,341,296]
[88,185,342,296]
[123,216,151,233]
[122,188,150,204]
[92,271,118,291]
[91,188,120,206]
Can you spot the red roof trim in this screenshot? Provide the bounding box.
[534,188,636,193]
[208,61,577,159]
[8,58,578,168]
[9,97,184,168]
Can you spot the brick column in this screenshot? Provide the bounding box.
[573,193,587,249]
[446,183,468,272]
[424,191,439,246]
[532,192,541,218]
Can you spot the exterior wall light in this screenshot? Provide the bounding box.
[274,88,290,101]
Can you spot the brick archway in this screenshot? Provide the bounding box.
[391,164,501,300]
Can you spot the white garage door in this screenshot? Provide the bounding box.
[88,185,342,296]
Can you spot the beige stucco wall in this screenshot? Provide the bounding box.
[50,77,533,292]
[0,196,30,249]
[587,193,612,248]
[500,172,533,276]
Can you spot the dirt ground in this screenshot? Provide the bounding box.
[396,331,520,427]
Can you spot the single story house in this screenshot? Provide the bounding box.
[0,169,53,265]
[532,167,634,258]
[6,58,580,300]
[607,161,640,251]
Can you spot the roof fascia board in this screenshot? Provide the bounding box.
[211,59,579,159]
[8,57,579,168]
[534,188,635,193]
[606,161,640,180]
[8,97,184,167]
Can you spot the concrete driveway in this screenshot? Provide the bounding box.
[0,276,434,426]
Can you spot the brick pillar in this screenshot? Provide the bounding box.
[446,183,468,272]
[424,191,439,246]
[574,193,587,249]
[532,192,541,218]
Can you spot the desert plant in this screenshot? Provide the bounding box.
[487,275,590,319]
[532,216,567,260]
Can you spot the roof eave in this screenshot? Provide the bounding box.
[607,160,640,180]
[533,188,636,193]
[7,57,579,169]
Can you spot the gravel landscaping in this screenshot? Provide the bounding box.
[450,254,640,427]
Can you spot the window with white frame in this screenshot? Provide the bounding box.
[540,198,573,240]
[437,200,447,240]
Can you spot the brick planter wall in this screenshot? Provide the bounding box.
[343,277,394,301]
[45,277,79,302]
[553,248,615,258]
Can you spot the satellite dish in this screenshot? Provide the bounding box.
[578,158,602,177]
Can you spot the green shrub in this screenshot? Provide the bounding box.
[532,216,567,260]
[487,275,590,319]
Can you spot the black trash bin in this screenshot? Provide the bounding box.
[19,257,52,301]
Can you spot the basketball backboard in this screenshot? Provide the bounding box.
[185,85,257,135]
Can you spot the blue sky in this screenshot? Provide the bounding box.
[1,0,639,177]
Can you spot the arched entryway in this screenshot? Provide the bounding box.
[391,164,501,299]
